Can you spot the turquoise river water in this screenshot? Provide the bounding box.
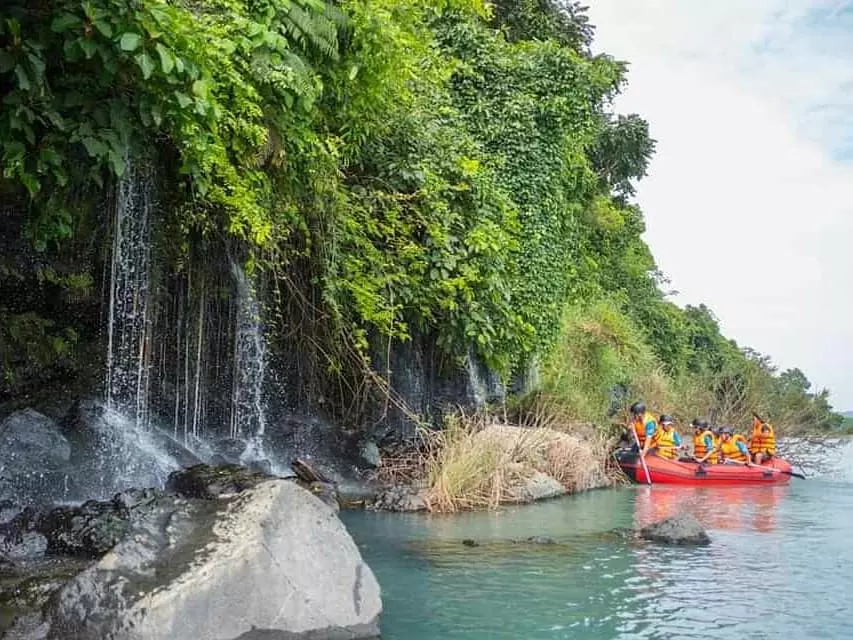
[342,450,853,639]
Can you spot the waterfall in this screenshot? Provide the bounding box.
[102,151,269,460]
[229,260,268,448]
[105,156,153,428]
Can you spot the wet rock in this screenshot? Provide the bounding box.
[307,481,340,513]
[639,513,711,546]
[0,557,92,635]
[1,532,48,562]
[358,440,381,469]
[0,500,25,526]
[210,438,248,464]
[246,458,273,475]
[510,471,566,503]
[31,480,381,640]
[59,399,203,499]
[372,486,428,512]
[35,500,130,558]
[525,536,557,545]
[166,464,272,499]
[0,410,75,506]
[0,410,71,471]
[110,487,160,512]
[462,539,479,547]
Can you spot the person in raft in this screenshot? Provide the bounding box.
[629,402,658,455]
[648,415,684,459]
[717,426,754,466]
[749,416,776,464]
[691,418,718,464]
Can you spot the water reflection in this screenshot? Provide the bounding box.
[633,484,789,532]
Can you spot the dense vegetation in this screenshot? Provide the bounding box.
[0,0,842,433]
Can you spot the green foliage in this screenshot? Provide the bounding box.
[0,0,842,433]
[0,0,342,248]
[541,298,655,420]
[0,311,79,393]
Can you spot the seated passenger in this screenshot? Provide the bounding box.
[649,415,683,459]
[691,418,718,464]
[749,417,776,464]
[718,427,752,465]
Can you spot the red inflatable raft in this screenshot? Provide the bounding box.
[615,450,794,485]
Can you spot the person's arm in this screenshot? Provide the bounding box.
[737,440,753,465]
[641,422,655,456]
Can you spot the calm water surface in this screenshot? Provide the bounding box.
[342,458,853,639]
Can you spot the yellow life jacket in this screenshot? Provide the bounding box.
[651,428,679,459]
[720,434,749,463]
[749,419,776,455]
[693,429,715,460]
[632,412,658,448]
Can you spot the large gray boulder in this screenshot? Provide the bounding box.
[0,409,74,506]
[22,479,381,640]
[639,512,711,546]
[0,409,71,470]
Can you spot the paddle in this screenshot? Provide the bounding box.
[721,458,806,479]
[628,420,653,485]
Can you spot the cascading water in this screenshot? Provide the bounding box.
[229,259,268,454]
[105,154,153,427]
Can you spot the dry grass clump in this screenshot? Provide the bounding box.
[419,411,614,513]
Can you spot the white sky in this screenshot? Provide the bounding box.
[585,0,853,409]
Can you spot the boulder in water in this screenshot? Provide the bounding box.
[639,512,711,546]
[166,463,272,499]
[510,471,566,503]
[17,480,381,640]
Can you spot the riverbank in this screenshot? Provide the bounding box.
[368,418,621,513]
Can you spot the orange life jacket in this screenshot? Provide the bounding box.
[651,428,680,459]
[749,419,776,455]
[693,429,716,460]
[720,434,749,463]
[632,412,657,448]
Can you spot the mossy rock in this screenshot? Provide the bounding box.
[165,464,273,500]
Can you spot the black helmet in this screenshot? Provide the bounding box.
[659,414,674,426]
[691,418,709,429]
[720,426,734,436]
[630,402,646,415]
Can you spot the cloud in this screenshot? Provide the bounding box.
[585,0,853,407]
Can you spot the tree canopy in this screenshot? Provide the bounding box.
[0,0,841,432]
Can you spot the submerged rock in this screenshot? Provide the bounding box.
[12,480,381,640]
[165,463,272,499]
[639,513,711,546]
